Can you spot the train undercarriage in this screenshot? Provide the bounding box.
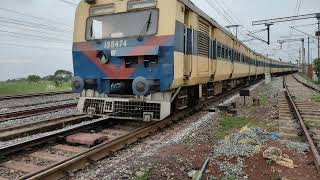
[77,75,265,122]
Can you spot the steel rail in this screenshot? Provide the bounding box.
[0,102,77,121]
[0,91,73,101]
[19,80,262,180]
[0,114,90,141]
[292,74,320,93]
[0,116,107,157]
[283,76,320,172]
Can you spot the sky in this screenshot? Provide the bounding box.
[0,0,319,81]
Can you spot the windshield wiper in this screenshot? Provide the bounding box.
[137,12,153,41]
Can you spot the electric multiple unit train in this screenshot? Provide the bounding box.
[72,0,298,121]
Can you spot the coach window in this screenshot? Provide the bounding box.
[226,47,229,60]
[222,46,225,59]
[217,43,221,58]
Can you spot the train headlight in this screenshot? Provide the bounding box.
[72,76,85,93]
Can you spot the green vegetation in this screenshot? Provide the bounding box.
[132,170,152,180]
[260,95,269,105]
[0,70,72,95]
[216,115,250,139]
[0,81,71,96]
[312,94,320,103]
[222,175,236,180]
[313,58,320,78]
[266,159,273,166]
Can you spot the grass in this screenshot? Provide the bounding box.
[312,94,320,102]
[0,81,71,96]
[260,95,269,105]
[300,73,320,85]
[216,115,250,139]
[132,170,152,180]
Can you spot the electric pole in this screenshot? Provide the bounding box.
[317,13,320,60]
[308,36,310,65]
[225,25,242,38]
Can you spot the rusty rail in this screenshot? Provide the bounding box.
[0,114,91,141]
[292,74,320,93]
[0,91,73,101]
[283,76,320,172]
[0,102,77,122]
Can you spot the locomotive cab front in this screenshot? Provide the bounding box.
[72,0,176,121]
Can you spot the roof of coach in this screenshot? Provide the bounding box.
[179,0,281,63]
[179,0,252,53]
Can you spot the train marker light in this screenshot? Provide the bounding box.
[128,0,157,10]
[85,0,96,4]
[90,4,114,16]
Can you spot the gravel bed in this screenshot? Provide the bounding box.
[282,140,309,154]
[0,108,80,129]
[0,93,79,110]
[0,99,77,114]
[286,76,318,101]
[0,167,25,179]
[215,157,246,178]
[71,81,266,180]
[0,116,107,148]
[70,111,219,180]
[46,148,76,158]
[15,155,52,167]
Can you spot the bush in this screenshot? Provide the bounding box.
[27,75,41,83]
[52,70,73,87]
[314,58,320,79]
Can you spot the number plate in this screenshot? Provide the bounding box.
[104,40,128,49]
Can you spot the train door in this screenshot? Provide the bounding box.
[183,8,192,78]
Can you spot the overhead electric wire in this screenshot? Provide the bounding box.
[0,16,72,33]
[0,29,72,43]
[208,0,269,53]
[289,26,318,39]
[293,23,318,28]
[0,23,72,39]
[0,19,71,36]
[58,0,78,6]
[0,7,72,28]
[205,0,233,25]
[0,43,70,51]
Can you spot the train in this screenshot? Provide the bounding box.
[72,0,298,121]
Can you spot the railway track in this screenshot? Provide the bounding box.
[0,91,73,101]
[0,102,77,122]
[0,114,92,141]
[0,80,261,180]
[292,74,320,93]
[281,75,320,172]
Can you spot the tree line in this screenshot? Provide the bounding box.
[6,70,73,87]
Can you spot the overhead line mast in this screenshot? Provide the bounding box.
[252,13,320,47]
